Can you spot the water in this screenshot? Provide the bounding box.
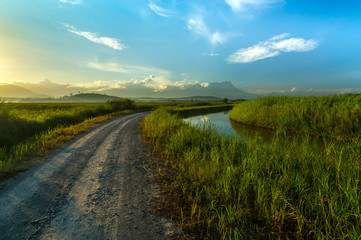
[184,111,276,144]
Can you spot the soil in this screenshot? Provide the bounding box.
[0,112,181,240]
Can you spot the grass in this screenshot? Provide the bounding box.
[168,104,234,118]
[142,106,361,239]
[0,99,140,178]
[230,95,361,140]
[0,99,227,180]
[0,113,119,179]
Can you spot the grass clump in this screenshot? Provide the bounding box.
[230,95,361,140]
[142,108,361,239]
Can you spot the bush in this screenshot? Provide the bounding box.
[107,98,135,111]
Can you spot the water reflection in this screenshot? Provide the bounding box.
[229,119,275,144]
[184,111,327,151]
[184,111,275,144]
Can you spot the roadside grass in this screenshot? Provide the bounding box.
[0,100,227,180]
[0,99,140,179]
[0,113,119,180]
[230,94,361,140]
[142,108,361,239]
[0,99,137,147]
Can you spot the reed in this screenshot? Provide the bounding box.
[230,95,361,140]
[142,107,361,239]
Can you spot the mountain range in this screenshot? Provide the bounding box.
[1,80,356,101]
[0,80,257,100]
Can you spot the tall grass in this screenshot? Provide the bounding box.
[142,108,361,239]
[230,95,361,140]
[0,99,136,148]
[0,100,222,179]
[0,99,136,178]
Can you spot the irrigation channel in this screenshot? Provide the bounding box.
[184,110,275,144]
[184,110,325,148]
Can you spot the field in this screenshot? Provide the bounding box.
[0,99,138,178]
[0,100,228,179]
[142,96,361,239]
[2,96,360,238]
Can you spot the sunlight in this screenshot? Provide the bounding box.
[0,57,8,83]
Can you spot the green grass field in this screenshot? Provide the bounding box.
[230,95,361,140]
[142,97,361,239]
[0,100,228,180]
[0,99,139,178]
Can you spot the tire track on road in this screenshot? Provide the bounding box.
[0,112,179,240]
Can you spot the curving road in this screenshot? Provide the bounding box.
[0,112,179,240]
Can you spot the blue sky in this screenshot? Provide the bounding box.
[0,0,360,94]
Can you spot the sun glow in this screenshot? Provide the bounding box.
[0,57,8,83]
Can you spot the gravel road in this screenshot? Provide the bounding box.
[0,112,180,240]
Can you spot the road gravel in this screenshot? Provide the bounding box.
[0,112,180,240]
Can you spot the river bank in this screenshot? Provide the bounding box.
[142,107,361,239]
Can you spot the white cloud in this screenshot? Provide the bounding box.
[85,59,171,82]
[211,32,227,45]
[273,38,318,52]
[83,81,110,90]
[203,52,219,57]
[227,33,318,63]
[187,17,228,46]
[148,1,172,17]
[87,61,170,76]
[180,73,199,85]
[187,18,208,38]
[59,0,82,5]
[87,62,129,73]
[64,24,126,51]
[228,45,280,63]
[134,75,172,91]
[269,33,290,41]
[225,0,283,12]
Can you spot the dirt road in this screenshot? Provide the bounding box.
[0,112,179,240]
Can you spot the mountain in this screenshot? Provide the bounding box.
[102,81,257,99]
[134,96,222,102]
[177,82,256,99]
[13,79,86,97]
[1,80,257,100]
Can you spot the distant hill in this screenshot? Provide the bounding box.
[60,93,120,102]
[19,93,120,103]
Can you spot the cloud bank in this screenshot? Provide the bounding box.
[64,24,126,51]
[227,33,318,63]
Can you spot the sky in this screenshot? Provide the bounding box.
[0,0,361,94]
